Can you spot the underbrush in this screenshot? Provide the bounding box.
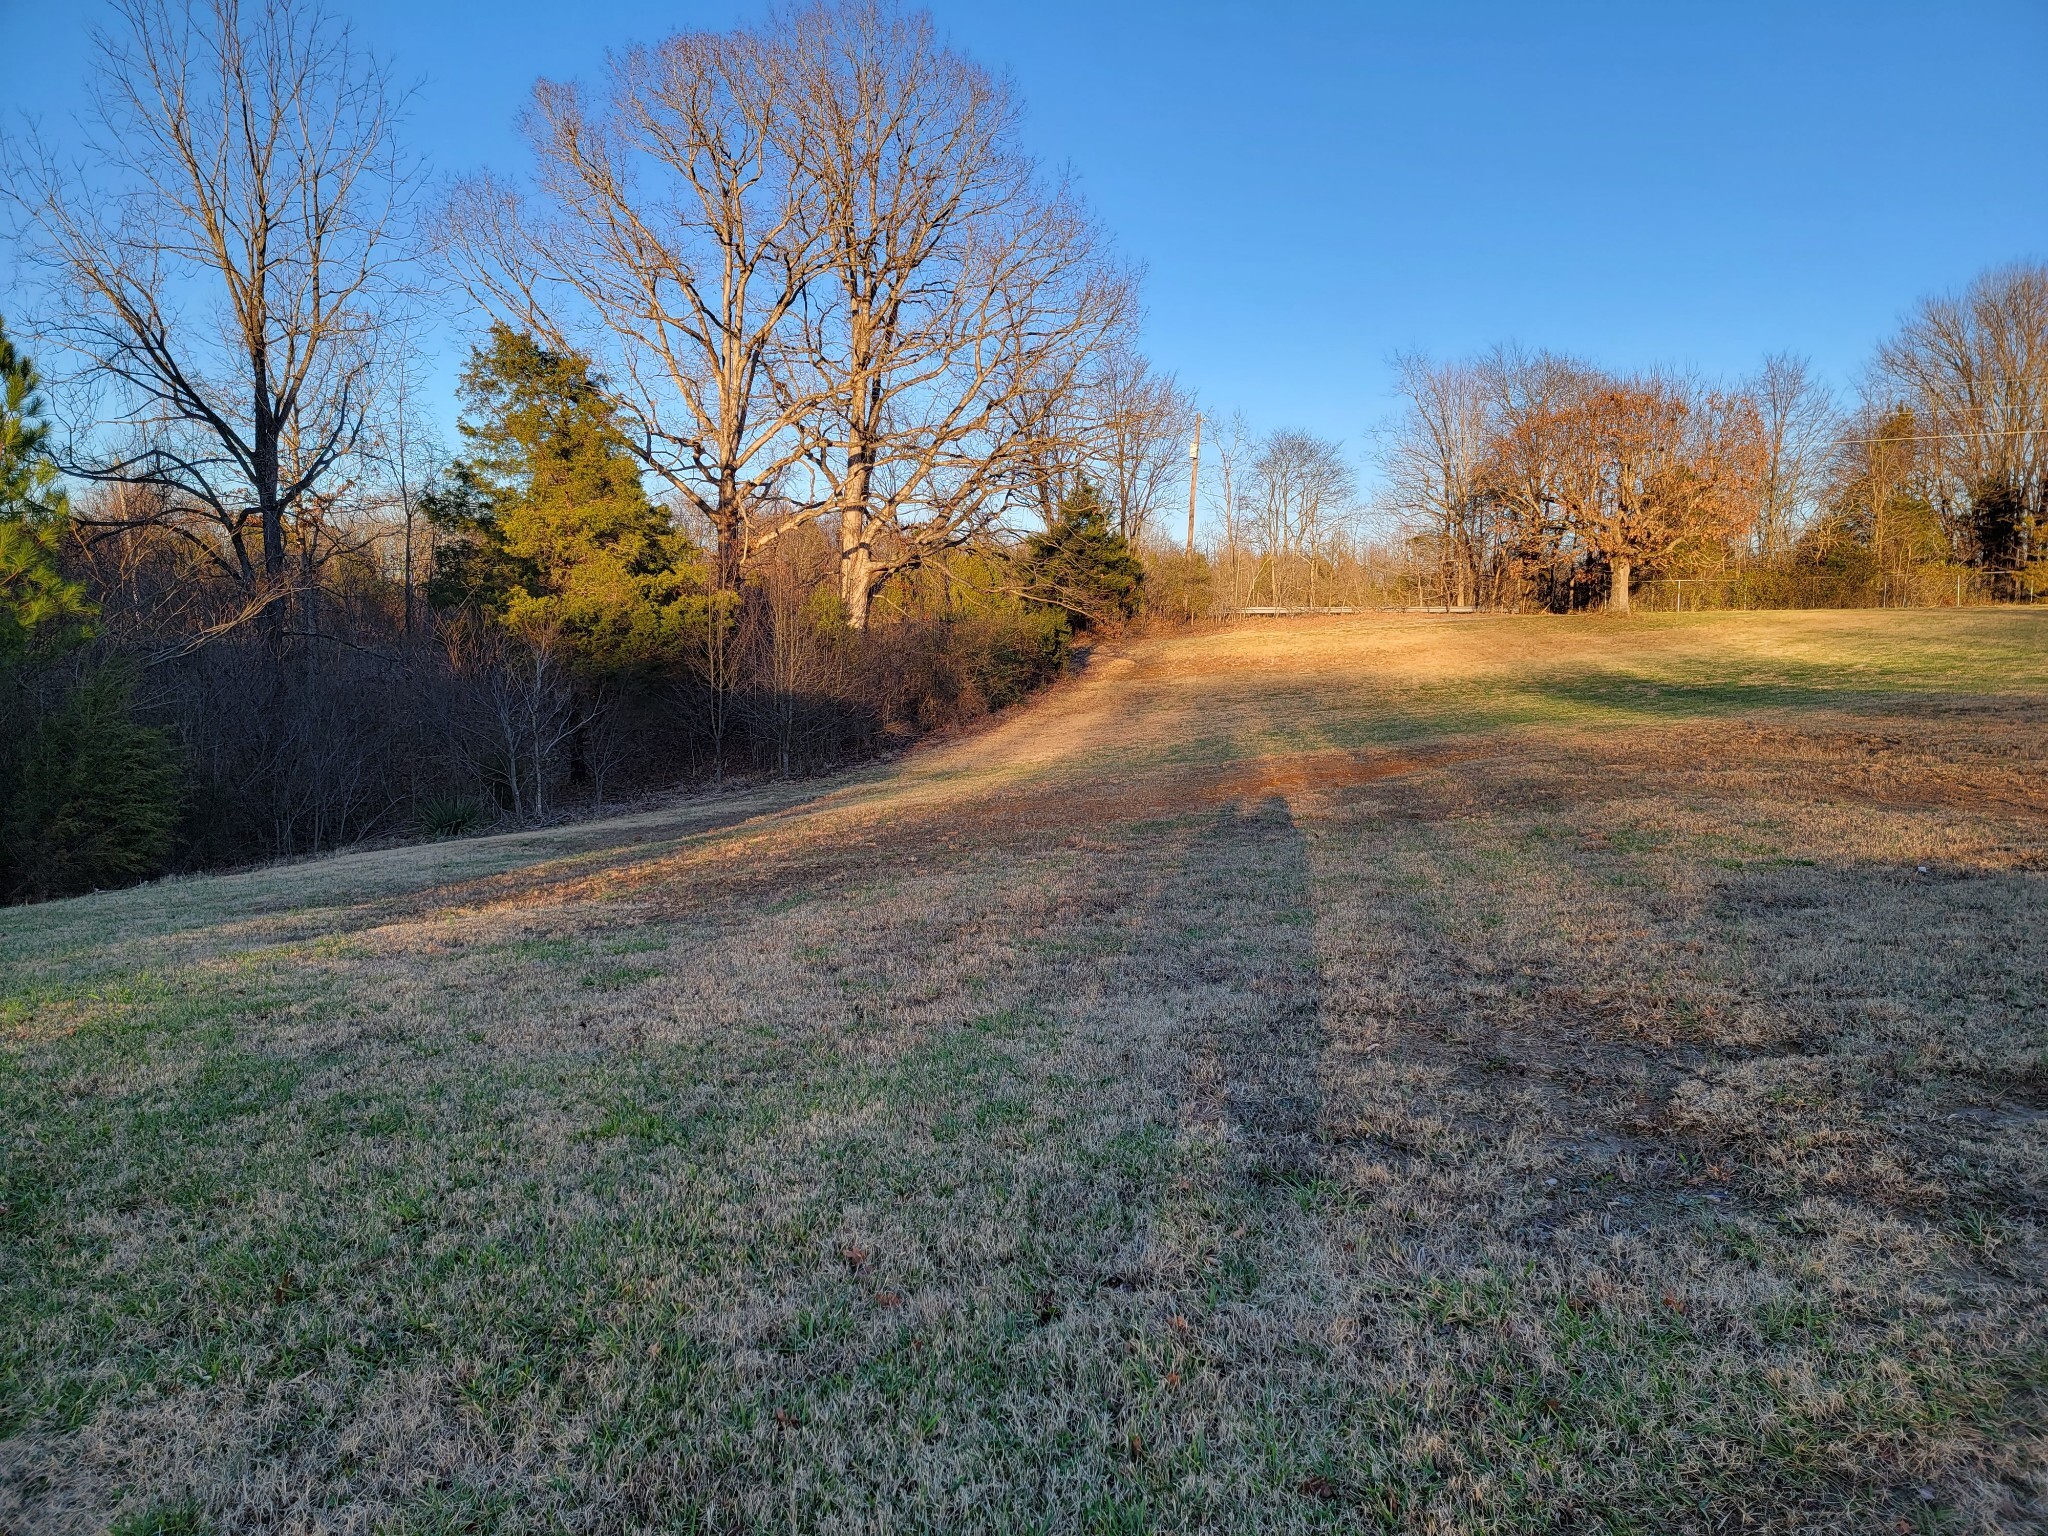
[0,605,1072,903]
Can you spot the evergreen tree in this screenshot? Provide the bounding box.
[2,669,182,902]
[0,317,88,660]
[426,326,708,669]
[1020,480,1144,627]
[0,318,180,902]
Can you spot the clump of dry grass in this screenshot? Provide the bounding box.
[2,610,2043,1533]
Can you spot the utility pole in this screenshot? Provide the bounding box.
[1185,414,1202,621]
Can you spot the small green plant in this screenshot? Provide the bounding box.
[110,1499,211,1536]
[418,794,485,839]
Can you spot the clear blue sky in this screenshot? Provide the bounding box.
[6,0,2046,476]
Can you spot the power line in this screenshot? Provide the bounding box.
[1833,425,2048,446]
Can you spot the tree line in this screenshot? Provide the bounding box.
[1378,265,2048,613]
[1,0,2042,903]
[0,0,1177,902]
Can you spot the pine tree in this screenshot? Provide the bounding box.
[1021,480,1144,627]
[425,325,708,670]
[2,669,182,902]
[0,318,180,902]
[0,316,88,661]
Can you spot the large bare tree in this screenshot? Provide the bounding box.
[1383,352,1495,608]
[1087,346,1194,551]
[442,4,1126,623]
[1878,262,2048,582]
[5,0,410,639]
[776,1,1130,626]
[439,23,829,590]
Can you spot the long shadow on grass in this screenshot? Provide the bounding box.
[1156,796,1323,1188]
[1511,670,2018,720]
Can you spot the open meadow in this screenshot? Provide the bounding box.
[3,610,2045,1534]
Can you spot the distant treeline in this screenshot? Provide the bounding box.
[1375,264,2048,614]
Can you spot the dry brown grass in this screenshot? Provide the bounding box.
[2,610,2044,1533]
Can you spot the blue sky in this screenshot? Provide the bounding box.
[6,0,2046,474]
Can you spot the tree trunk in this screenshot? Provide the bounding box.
[838,441,876,630]
[254,362,287,641]
[712,469,746,593]
[840,527,874,630]
[1611,556,1632,614]
[833,301,887,631]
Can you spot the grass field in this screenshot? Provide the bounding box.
[3,610,2045,1534]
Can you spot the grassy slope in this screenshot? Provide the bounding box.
[2,611,2044,1534]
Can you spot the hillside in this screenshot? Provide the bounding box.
[4,611,2045,1533]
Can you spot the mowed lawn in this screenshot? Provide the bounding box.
[3,611,2045,1534]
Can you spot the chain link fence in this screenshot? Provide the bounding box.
[1633,567,2044,612]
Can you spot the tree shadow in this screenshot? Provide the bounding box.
[1148,795,1323,1188]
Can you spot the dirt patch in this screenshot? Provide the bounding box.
[1207,746,1485,802]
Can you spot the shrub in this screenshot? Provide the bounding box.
[959,608,1070,711]
[418,794,486,839]
[1140,548,1214,622]
[844,608,1069,740]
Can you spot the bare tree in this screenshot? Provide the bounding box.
[1248,429,1354,608]
[1878,263,2048,584]
[5,0,411,640]
[1383,353,1495,608]
[439,22,828,591]
[1205,408,1255,610]
[1089,346,1194,549]
[1746,354,1836,559]
[776,1,1131,626]
[360,335,445,636]
[447,618,582,822]
[740,535,837,774]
